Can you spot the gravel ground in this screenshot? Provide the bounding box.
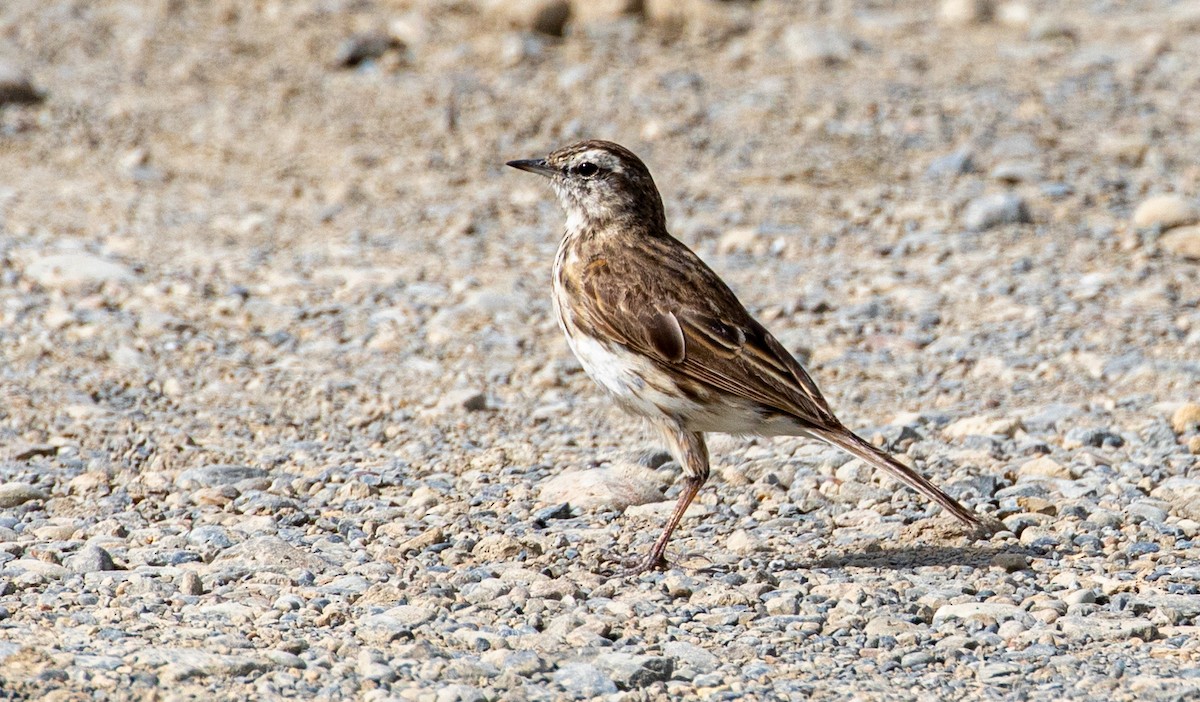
[2,0,1200,699]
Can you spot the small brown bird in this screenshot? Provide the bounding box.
[508,140,983,574]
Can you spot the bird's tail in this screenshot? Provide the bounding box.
[809,424,984,530]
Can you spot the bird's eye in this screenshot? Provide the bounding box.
[575,162,599,178]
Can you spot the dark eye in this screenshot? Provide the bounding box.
[575,162,599,178]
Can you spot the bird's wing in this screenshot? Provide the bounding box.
[567,236,838,427]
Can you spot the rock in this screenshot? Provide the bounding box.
[1132,194,1197,231]
[594,653,673,690]
[1018,456,1069,479]
[663,641,718,674]
[180,572,204,596]
[210,536,330,573]
[978,662,1021,682]
[24,253,134,290]
[938,0,993,26]
[5,559,69,579]
[175,465,267,489]
[1058,616,1154,641]
[962,193,1031,231]
[483,0,571,37]
[539,464,664,511]
[1160,225,1200,260]
[1150,478,1200,521]
[943,416,1022,439]
[783,26,858,67]
[726,529,764,553]
[65,545,117,574]
[990,553,1030,572]
[926,149,975,179]
[134,649,270,681]
[996,2,1031,27]
[568,0,640,25]
[0,483,48,508]
[933,602,1028,625]
[716,226,762,255]
[333,32,402,69]
[436,685,486,702]
[553,662,618,698]
[1170,403,1200,434]
[624,499,712,520]
[0,62,42,105]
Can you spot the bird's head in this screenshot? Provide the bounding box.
[507,140,665,233]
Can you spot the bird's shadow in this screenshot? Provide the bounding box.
[792,543,1047,571]
[657,543,1053,575]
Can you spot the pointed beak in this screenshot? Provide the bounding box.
[506,158,557,178]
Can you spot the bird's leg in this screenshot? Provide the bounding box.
[623,425,709,575]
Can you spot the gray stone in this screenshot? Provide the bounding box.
[0,483,48,508]
[24,253,134,289]
[663,641,718,674]
[176,465,268,489]
[553,662,618,698]
[594,652,673,690]
[66,545,118,574]
[963,193,1032,231]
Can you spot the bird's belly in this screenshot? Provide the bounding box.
[564,332,696,420]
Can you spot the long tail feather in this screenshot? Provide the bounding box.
[810,425,983,529]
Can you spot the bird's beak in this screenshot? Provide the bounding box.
[506,158,557,178]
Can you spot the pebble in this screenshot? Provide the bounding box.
[333,32,402,69]
[594,653,673,690]
[0,483,48,508]
[943,415,1022,439]
[568,0,640,25]
[175,465,268,489]
[1149,478,1200,521]
[23,253,134,289]
[179,572,204,596]
[938,0,994,26]
[1017,456,1070,479]
[1159,225,1200,260]
[65,545,117,573]
[1132,194,1198,230]
[933,602,1028,625]
[990,553,1030,572]
[538,464,664,510]
[783,26,858,67]
[483,0,572,37]
[962,193,1032,231]
[1169,403,1200,434]
[553,662,618,698]
[0,61,42,105]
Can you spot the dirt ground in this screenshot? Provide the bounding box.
[1,0,1199,700]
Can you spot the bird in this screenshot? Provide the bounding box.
[507,140,985,574]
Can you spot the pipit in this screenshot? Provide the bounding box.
[508,140,984,574]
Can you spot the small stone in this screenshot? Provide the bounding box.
[66,545,117,574]
[1149,478,1200,521]
[1132,194,1197,231]
[926,149,975,179]
[436,685,486,702]
[0,62,42,105]
[175,465,267,489]
[593,653,673,690]
[333,32,402,69]
[553,662,618,698]
[933,602,1027,625]
[1058,616,1154,641]
[726,529,763,553]
[783,26,858,67]
[0,483,48,508]
[180,572,204,596]
[716,226,762,255]
[568,0,640,25]
[990,553,1029,572]
[978,662,1021,682]
[662,641,717,674]
[1160,226,1200,260]
[539,464,664,511]
[1170,403,1200,434]
[483,0,571,37]
[1018,456,1069,479]
[944,415,1022,439]
[962,193,1032,231]
[938,0,994,26]
[24,253,134,290]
